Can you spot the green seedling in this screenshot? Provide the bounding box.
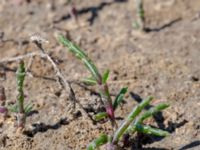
[16,60,26,128]
[58,36,170,149]
[133,0,145,31]
[0,61,32,128]
[14,60,33,128]
[59,35,122,128]
[9,61,32,128]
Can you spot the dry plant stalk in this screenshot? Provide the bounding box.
[31,37,91,119]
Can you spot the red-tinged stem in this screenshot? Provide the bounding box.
[99,83,117,128]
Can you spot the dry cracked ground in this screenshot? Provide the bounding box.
[0,0,200,150]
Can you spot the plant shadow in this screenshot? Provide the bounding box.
[179,140,200,150]
[54,0,128,25]
[23,118,69,137]
[141,148,167,150]
[144,18,182,32]
[27,110,39,117]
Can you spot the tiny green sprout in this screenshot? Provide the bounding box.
[0,83,32,121]
[135,0,145,31]
[16,60,26,128]
[12,60,32,129]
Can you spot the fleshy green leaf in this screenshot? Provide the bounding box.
[135,124,169,137]
[137,103,169,124]
[58,35,87,59]
[24,103,33,114]
[87,134,108,150]
[58,35,101,82]
[113,87,128,110]
[82,77,97,86]
[8,103,33,114]
[82,59,100,82]
[8,104,18,113]
[94,112,108,121]
[102,70,109,84]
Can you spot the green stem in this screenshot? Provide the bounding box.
[99,83,117,127]
[16,60,26,128]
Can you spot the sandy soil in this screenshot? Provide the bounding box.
[0,0,200,149]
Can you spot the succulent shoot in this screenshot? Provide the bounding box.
[16,60,26,128]
[58,35,117,127]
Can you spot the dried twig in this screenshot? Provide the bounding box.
[0,52,41,63]
[33,40,94,122]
